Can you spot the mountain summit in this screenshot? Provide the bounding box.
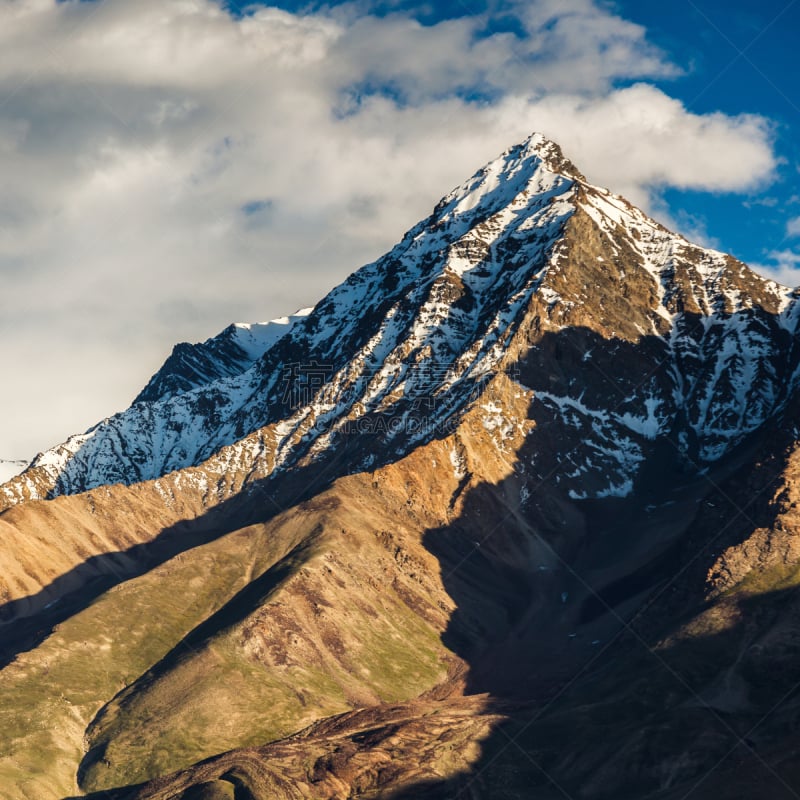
[2,132,794,508]
[2,134,800,800]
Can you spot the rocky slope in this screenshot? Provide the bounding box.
[1,134,800,800]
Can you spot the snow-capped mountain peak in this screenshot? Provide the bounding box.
[2,133,798,509]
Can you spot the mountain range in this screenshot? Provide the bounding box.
[2,133,800,799]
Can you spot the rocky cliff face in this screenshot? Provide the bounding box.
[1,134,800,800]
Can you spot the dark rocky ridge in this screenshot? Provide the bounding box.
[133,326,255,406]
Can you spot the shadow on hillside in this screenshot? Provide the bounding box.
[382,335,800,798]
[2,308,794,663]
[382,577,800,800]
[0,443,358,668]
[71,378,800,800]
[5,314,800,798]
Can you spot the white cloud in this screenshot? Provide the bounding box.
[751,255,800,287]
[514,0,681,92]
[489,84,776,210]
[0,0,779,457]
[750,249,800,288]
[752,218,800,287]
[786,216,800,238]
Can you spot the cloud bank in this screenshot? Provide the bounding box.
[0,0,778,457]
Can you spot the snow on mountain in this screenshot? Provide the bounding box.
[2,133,798,509]
[133,308,312,405]
[231,309,314,360]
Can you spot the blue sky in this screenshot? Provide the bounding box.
[236,0,800,271]
[0,0,797,458]
[620,0,800,269]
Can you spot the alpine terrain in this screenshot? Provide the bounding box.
[3,133,800,799]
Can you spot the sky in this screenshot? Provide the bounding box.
[0,0,798,460]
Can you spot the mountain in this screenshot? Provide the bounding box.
[2,134,794,508]
[1,133,800,800]
[133,309,314,406]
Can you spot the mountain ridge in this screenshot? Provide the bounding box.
[1,132,795,510]
[3,132,800,799]
[132,308,313,406]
